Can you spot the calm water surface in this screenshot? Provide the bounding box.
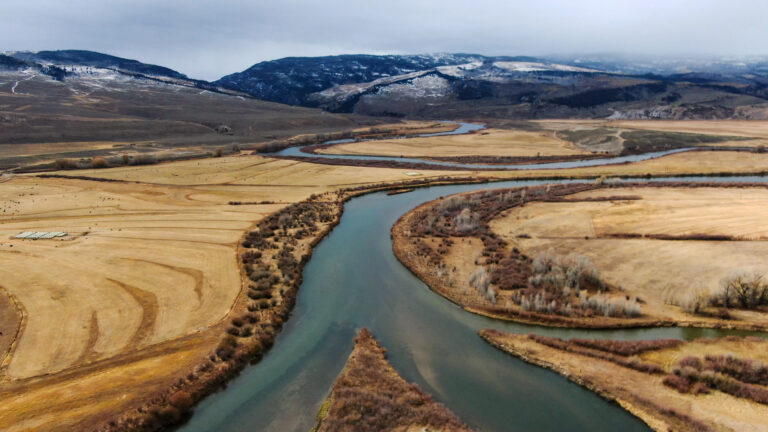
[180,175,767,432]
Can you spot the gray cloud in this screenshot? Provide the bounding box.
[2,0,768,80]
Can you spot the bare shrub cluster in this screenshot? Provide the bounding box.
[528,334,664,374]
[404,184,649,321]
[568,338,684,356]
[315,329,472,432]
[468,267,495,303]
[664,354,768,404]
[710,271,768,310]
[530,249,606,292]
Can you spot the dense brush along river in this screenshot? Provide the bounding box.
[178,123,767,431]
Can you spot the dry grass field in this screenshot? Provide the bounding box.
[489,187,768,325]
[536,119,768,149]
[481,330,768,432]
[0,155,469,431]
[511,150,768,178]
[605,120,768,140]
[3,119,768,430]
[317,128,590,158]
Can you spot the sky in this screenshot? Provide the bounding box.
[2,0,768,80]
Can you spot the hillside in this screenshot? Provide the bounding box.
[0,50,379,171]
[216,53,768,120]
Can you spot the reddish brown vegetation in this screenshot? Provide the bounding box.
[314,329,472,432]
[664,354,768,404]
[568,338,684,356]
[527,334,665,374]
[402,183,642,319]
[397,181,768,325]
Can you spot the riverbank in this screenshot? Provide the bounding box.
[480,329,768,432]
[392,182,768,331]
[94,174,496,431]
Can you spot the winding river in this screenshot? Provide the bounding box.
[274,121,697,170]
[178,124,766,431]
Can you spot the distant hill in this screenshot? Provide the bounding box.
[3,50,768,120]
[0,50,377,171]
[9,50,187,79]
[216,53,768,120]
[214,53,538,105]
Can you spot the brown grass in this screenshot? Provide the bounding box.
[393,183,768,330]
[317,128,589,158]
[490,186,768,326]
[0,154,477,431]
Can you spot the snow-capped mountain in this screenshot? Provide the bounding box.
[0,50,247,96]
[3,50,768,121]
[215,53,768,119]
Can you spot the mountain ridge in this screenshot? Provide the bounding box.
[3,50,768,120]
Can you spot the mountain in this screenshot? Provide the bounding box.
[9,50,187,79]
[2,50,241,95]
[0,50,377,171]
[217,53,768,120]
[215,54,541,105]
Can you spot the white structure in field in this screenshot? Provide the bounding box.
[12,231,67,239]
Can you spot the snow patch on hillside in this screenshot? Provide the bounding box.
[374,75,451,98]
[436,62,483,77]
[492,61,598,73]
[312,70,430,101]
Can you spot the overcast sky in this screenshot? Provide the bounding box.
[2,0,768,80]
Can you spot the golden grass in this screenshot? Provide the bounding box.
[2,120,768,429]
[489,187,768,324]
[496,150,768,178]
[0,154,474,430]
[0,141,134,158]
[535,119,768,148]
[319,128,589,158]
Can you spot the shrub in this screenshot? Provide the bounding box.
[153,406,181,426]
[54,158,79,170]
[91,156,109,168]
[711,271,768,309]
[169,391,194,411]
[132,153,157,165]
[665,354,768,404]
[454,207,479,232]
[530,250,606,292]
[569,338,683,356]
[468,267,490,296]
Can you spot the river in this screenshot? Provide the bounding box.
[273,121,698,170]
[179,173,766,432]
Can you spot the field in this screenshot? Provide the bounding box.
[393,184,768,329]
[315,121,766,162]
[313,329,471,432]
[317,128,591,158]
[490,187,768,324]
[481,330,768,432]
[0,155,468,431]
[3,119,768,430]
[539,119,768,151]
